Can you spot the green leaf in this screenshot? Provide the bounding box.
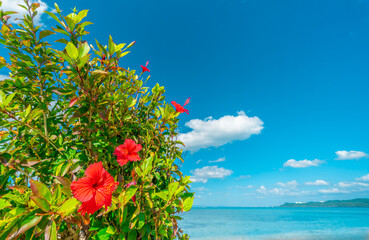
[96,227,113,240]
[57,198,79,217]
[64,16,75,31]
[30,196,50,212]
[7,214,42,239]
[25,105,31,117]
[108,35,115,55]
[183,197,194,211]
[168,182,179,198]
[2,92,15,107]
[75,9,89,23]
[39,30,55,39]
[127,230,137,240]
[0,90,6,106]
[78,42,90,58]
[137,213,145,229]
[155,191,169,201]
[45,220,57,240]
[0,199,11,211]
[44,11,63,25]
[29,180,52,202]
[106,226,116,235]
[141,156,153,176]
[65,42,78,60]
[119,185,137,205]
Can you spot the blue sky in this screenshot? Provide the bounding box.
[1,0,369,207]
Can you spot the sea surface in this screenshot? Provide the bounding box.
[180,208,369,240]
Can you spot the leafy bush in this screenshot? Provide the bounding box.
[0,1,193,239]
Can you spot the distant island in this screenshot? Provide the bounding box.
[280,198,369,207]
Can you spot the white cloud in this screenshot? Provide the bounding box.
[1,0,50,25]
[236,175,251,180]
[305,180,329,186]
[356,174,369,182]
[190,166,233,183]
[178,111,263,152]
[193,187,208,191]
[276,180,298,190]
[209,157,226,163]
[257,185,267,194]
[0,75,9,81]
[283,159,325,168]
[335,150,368,160]
[196,160,202,164]
[337,182,369,188]
[318,188,348,194]
[257,185,307,196]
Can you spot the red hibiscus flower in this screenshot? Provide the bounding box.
[114,139,142,166]
[141,61,150,73]
[71,162,118,215]
[171,98,190,114]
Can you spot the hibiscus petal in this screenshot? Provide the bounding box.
[134,144,142,152]
[128,153,141,162]
[117,157,129,166]
[78,197,102,215]
[84,162,104,179]
[71,177,95,202]
[171,101,180,108]
[123,139,137,152]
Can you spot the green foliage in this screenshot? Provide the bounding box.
[0,1,193,239]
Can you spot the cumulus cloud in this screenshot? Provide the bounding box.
[276,180,298,190]
[283,159,325,168]
[335,150,368,160]
[257,185,307,196]
[1,0,51,25]
[190,166,233,183]
[356,174,369,182]
[318,188,348,194]
[178,111,263,152]
[305,180,329,186]
[209,157,226,163]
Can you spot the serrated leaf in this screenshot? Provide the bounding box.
[29,180,52,202]
[30,196,50,212]
[57,198,79,217]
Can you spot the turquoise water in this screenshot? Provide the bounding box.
[180,208,369,240]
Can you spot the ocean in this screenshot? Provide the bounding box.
[180,208,369,240]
